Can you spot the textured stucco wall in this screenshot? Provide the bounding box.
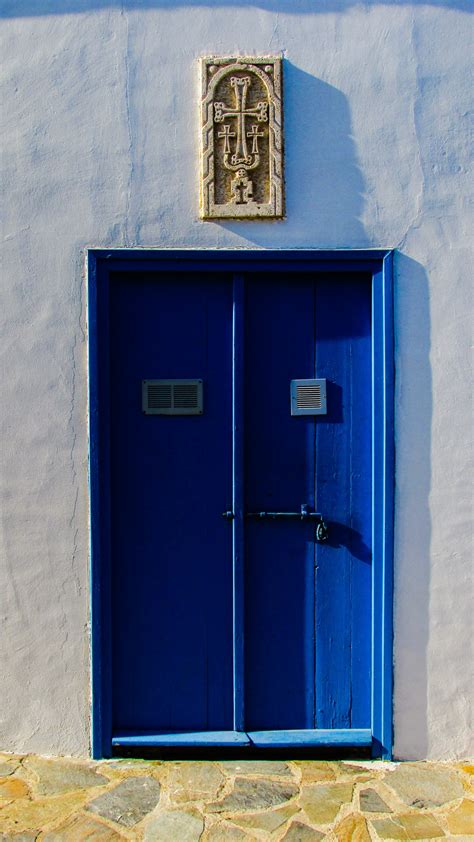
[1,0,472,759]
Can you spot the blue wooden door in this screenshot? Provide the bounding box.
[108,270,372,750]
[243,274,372,746]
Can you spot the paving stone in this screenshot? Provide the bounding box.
[207,776,298,813]
[281,821,324,840]
[335,763,375,782]
[205,823,254,840]
[296,762,336,783]
[341,760,398,771]
[0,791,86,834]
[372,812,446,839]
[143,809,203,841]
[384,764,464,809]
[462,775,474,796]
[86,776,160,827]
[0,778,30,800]
[0,764,19,778]
[105,760,161,770]
[398,812,445,838]
[300,782,353,824]
[231,802,298,832]
[334,813,371,842]
[166,762,225,802]
[359,787,391,812]
[220,760,291,776]
[25,758,109,796]
[371,817,408,839]
[446,798,474,835]
[42,813,127,841]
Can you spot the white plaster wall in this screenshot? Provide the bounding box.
[1,0,472,759]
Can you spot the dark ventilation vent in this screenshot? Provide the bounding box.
[142,380,203,415]
[147,382,172,410]
[174,383,200,409]
[290,379,327,416]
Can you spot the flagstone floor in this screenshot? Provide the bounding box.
[0,754,472,841]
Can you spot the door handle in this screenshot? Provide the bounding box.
[245,511,324,520]
[246,503,322,520]
[223,504,329,542]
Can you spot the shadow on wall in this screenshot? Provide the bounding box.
[2,0,471,17]
[392,252,432,760]
[217,65,369,248]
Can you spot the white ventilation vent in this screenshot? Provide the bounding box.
[290,379,327,416]
[142,380,203,415]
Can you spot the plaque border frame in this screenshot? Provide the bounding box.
[200,56,284,219]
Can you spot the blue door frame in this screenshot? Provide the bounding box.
[87,249,394,759]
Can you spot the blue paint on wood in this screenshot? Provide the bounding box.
[232,275,245,732]
[89,257,113,759]
[315,276,372,729]
[108,271,234,734]
[243,274,316,729]
[88,249,394,758]
[88,253,102,759]
[248,729,372,747]
[91,249,388,277]
[112,731,251,747]
[371,255,395,760]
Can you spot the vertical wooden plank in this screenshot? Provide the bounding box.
[88,252,101,758]
[109,272,233,733]
[315,274,372,730]
[371,254,395,759]
[244,274,316,730]
[233,274,245,732]
[348,278,373,728]
[315,277,351,729]
[88,254,113,758]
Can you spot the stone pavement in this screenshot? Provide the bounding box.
[0,754,473,840]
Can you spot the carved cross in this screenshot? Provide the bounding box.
[217,124,236,155]
[247,124,265,155]
[214,76,268,166]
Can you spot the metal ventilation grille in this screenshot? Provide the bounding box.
[174,384,200,409]
[142,380,203,415]
[147,383,172,410]
[290,379,327,416]
[297,383,322,409]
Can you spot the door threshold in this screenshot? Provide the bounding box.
[112,728,371,750]
[247,729,372,748]
[112,730,251,748]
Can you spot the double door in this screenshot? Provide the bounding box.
[107,269,372,749]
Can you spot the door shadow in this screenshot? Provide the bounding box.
[324,522,372,563]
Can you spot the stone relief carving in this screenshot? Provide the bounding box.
[201,57,284,219]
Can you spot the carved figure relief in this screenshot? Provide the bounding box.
[201,57,283,219]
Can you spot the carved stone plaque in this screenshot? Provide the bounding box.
[200,57,283,219]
